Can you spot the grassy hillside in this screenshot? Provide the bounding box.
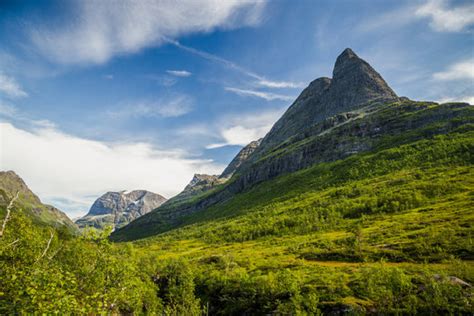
[110,103,473,313]
[112,101,473,241]
[0,171,77,232]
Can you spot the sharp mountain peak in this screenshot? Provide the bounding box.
[258,48,398,150]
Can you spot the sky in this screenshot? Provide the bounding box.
[0,0,473,218]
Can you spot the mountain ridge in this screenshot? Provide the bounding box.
[111,48,473,242]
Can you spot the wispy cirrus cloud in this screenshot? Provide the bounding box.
[107,95,193,119]
[166,70,192,77]
[225,87,294,101]
[433,58,474,81]
[167,39,304,90]
[0,100,18,117]
[29,0,267,65]
[0,73,28,98]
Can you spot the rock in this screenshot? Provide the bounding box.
[219,139,262,179]
[76,190,166,229]
[160,174,225,207]
[258,48,398,152]
[433,274,472,288]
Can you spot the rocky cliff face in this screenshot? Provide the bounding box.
[0,170,77,231]
[163,174,224,206]
[220,139,262,179]
[76,190,166,229]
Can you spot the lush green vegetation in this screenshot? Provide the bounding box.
[0,171,77,232]
[1,102,473,314]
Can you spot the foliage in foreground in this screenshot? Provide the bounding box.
[1,209,472,315]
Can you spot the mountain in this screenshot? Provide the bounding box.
[161,174,225,207]
[76,190,167,230]
[111,48,473,242]
[219,138,262,179]
[257,48,398,152]
[0,170,76,232]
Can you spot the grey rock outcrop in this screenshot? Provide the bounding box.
[160,174,225,207]
[220,139,262,179]
[76,190,166,229]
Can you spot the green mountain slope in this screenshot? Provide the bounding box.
[111,100,473,242]
[0,171,77,232]
[106,49,474,314]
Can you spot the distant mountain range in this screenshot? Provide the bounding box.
[75,190,167,230]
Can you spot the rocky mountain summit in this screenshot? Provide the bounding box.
[258,48,398,152]
[76,190,166,229]
[0,170,76,231]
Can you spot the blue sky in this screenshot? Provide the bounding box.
[0,0,473,218]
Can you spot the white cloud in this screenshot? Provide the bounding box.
[30,0,266,65]
[433,59,474,81]
[103,74,114,80]
[416,0,474,32]
[0,121,224,217]
[256,79,305,89]
[108,95,193,119]
[437,95,474,104]
[225,87,294,101]
[356,0,474,34]
[206,108,284,148]
[0,73,28,98]
[166,70,192,77]
[167,38,262,79]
